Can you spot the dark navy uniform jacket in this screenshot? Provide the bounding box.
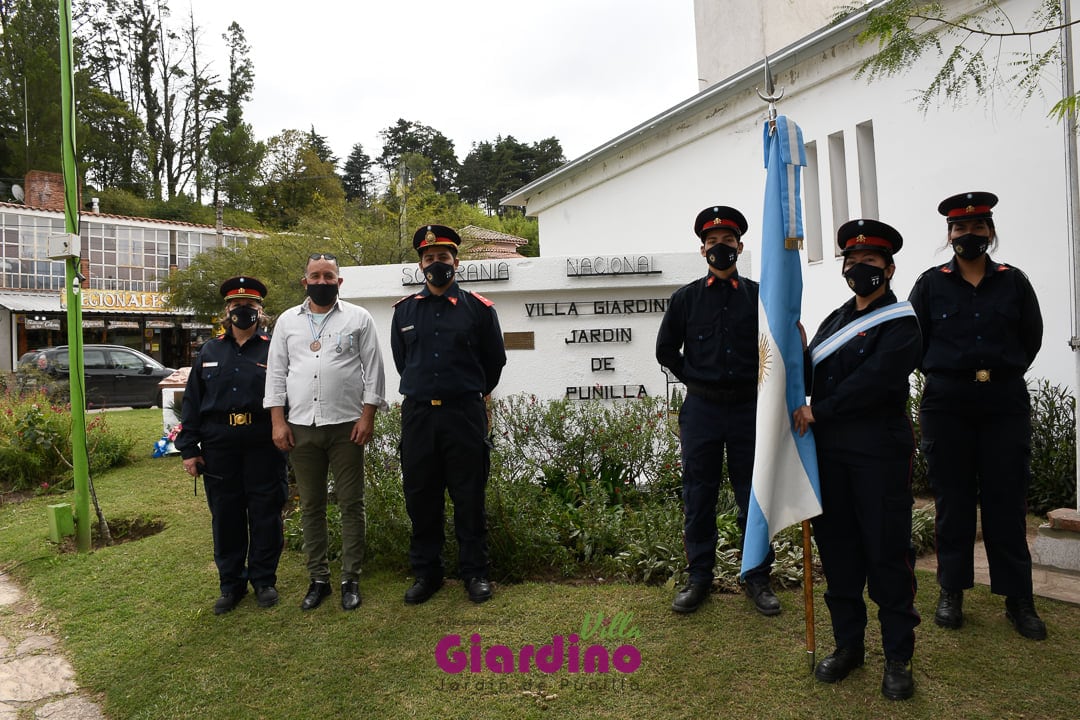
[655,272,759,388]
[908,256,1042,374]
[391,283,506,401]
[806,291,922,450]
[176,331,273,457]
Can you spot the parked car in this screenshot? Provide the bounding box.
[16,345,175,409]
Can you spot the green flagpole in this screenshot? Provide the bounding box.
[59,0,90,552]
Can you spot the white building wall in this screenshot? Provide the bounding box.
[340,251,749,403]
[694,0,841,88]
[515,0,1074,390]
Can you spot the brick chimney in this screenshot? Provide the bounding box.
[24,170,78,212]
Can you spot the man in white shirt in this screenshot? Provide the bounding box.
[264,252,387,611]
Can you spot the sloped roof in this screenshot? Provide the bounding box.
[459,225,528,246]
[459,224,529,259]
[0,200,258,234]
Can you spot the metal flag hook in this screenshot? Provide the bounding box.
[756,56,784,134]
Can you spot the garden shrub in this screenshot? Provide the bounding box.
[1027,380,1077,513]
[0,387,135,492]
[278,390,1043,588]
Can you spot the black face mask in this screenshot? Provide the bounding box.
[952,233,989,261]
[424,261,456,288]
[229,306,259,330]
[843,262,887,298]
[705,243,738,271]
[306,282,339,307]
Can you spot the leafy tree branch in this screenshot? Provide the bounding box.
[835,0,1075,118]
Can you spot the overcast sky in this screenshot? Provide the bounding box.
[180,0,699,168]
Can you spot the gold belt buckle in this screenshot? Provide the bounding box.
[229,412,252,426]
[975,369,991,383]
[430,399,442,406]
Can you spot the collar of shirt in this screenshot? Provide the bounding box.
[705,271,740,290]
[843,289,898,319]
[943,254,1001,279]
[418,283,461,306]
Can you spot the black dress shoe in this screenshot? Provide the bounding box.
[254,586,279,608]
[213,590,246,615]
[404,577,443,605]
[934,588,963,629]
[814,646,865,683]
[341,580,361,610]
[881,659,914,700]
[1005,596,1047,640]
[743,579,781,616]
[671,582,710,614]
[300,580,331,610]
[467,578,493,603]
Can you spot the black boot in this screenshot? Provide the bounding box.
[814,646,865,683]
[934,588,963,629]
[671,582,710,614]
[1005,596,1046,640]
[881,659,914,700]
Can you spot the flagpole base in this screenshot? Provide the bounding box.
[807,650,816,673]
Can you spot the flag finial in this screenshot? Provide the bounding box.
[756,55,784,135]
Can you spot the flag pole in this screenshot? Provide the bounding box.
[802,519,815,671]
[58,0,90,551]
[753,55,817,673]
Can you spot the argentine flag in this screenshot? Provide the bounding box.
[740,116,823,577]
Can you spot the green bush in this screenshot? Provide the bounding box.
[911,504,936,556]
[0,387,135,492]
[1027,380,1077,513]
[491,394,683,505]
[278,393,971,588]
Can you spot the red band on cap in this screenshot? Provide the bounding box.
[418,237,455,247]
[843,235,893,251]
[701,218,741,233]
[946,205,992,218]
[224,287,262,299]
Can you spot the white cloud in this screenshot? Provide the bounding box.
[179,0,697,168]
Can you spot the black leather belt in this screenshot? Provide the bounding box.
[928,368,1022,383]
[405,393,482,407]
[206,411,269,426]
[686,383,757,405]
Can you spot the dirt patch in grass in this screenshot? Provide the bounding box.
[58,516,166,553]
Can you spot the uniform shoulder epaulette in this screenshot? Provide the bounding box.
[466,290,495,307]
[214,332,227,340]
[995,263,1012,273]
[258,332,270,341]
[938,263,953,274]
[393,293,421,308]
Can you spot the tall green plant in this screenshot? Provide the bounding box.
[1027,380,1077,513]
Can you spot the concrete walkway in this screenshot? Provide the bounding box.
[0,572,105,720]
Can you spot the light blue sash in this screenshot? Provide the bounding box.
[810,301,916,368]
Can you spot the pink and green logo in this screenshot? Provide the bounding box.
[436,611,642,674]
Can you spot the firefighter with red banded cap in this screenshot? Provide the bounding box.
[176,276,288,615]
[656,206,781,617]
[794,219,922,700]
[908,192,1046,641]
[392,225,507,606]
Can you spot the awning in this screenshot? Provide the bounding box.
[0,292,64,312]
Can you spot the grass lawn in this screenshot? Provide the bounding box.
[2,409,1078,719]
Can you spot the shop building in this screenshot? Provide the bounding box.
[0,171,255,372]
